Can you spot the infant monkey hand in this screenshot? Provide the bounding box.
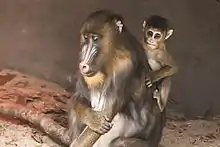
[145,74,154,88]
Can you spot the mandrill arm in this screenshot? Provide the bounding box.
[69,92,102,147]
[71,93,91,124]
[70,86,129,147]
[70,93,128,147]
[71,92,112,136]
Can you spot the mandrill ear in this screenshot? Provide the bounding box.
[142,20,146,31]
[165,29,174,40]
[114,19,124,33]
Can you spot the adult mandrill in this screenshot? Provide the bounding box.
[68,10,166,147]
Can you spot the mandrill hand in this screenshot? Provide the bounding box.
[83,109,113,135]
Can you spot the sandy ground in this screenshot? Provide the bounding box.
[161,118,220,147]
[1,118,220,147]
[0,69,220,147]
[0,120,61,147]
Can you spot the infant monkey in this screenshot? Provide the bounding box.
[142,15,178,112]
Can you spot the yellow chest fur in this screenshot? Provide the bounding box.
[84,72,106,89]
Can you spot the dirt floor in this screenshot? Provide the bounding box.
[0,69,220,147]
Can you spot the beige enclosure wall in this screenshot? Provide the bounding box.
[0,0,219,117]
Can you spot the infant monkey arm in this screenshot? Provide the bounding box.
[151,51,179,83]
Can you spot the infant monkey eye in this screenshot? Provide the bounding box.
[147,31,153,37]
[154,33,161,39]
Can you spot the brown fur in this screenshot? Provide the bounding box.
[83,49,132,89]
[107,49,132,74]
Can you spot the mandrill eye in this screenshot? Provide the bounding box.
[147,31,153,37]
[83,34,89,40]
[92,35,99,41]
[154,33,161,39]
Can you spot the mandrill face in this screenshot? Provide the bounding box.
[78,11,123,77]
[79,32,101,77]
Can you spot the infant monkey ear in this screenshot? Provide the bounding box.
[165,29,174,40]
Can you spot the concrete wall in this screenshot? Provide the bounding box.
[0,0,219,118]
